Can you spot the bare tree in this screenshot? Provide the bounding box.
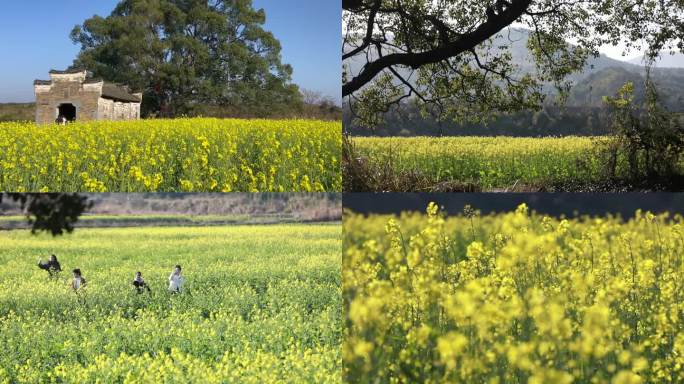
[302,89,325,105]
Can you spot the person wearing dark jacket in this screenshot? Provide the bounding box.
[132,271,151,294]
[37,254,62,278]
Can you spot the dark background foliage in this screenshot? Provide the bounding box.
[344,193,684,218]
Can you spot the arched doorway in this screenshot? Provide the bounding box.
[57,103,76,122]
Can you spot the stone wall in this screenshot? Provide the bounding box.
[34,71,142,124]
[34,75,101,124]
[98,98,114,120]
[97,98,141,120]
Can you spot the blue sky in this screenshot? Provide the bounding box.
[0,1,340,103]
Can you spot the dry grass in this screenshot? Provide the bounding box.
[0,103,34,122]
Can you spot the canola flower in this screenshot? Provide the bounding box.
[352,136,622,188]
[343,204,684,383]
[0,224,341,383]
[0,118,341,192]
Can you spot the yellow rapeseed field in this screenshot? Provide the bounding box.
[352,136,607,188]
[0,223,341,383]
[0,118,341,192]
[344,204,684,383]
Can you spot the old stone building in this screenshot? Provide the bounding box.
[34,69,142,124]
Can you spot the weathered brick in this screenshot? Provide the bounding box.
[34,70,142,124]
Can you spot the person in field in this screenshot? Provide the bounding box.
[71,269,87,295]
[37,254,62,278]
[70,268,88,305]
[132,271,151,294]
[168,265,184,293]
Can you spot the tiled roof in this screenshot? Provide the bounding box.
[102,83,141,103]
[49,69,87,74]
[35,70,142,102]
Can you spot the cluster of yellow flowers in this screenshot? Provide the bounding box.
[344,204,684,383]
[0,224,341,383]
[0,118,341,192]
[353,136,610,188]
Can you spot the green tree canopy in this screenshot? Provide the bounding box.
[71,0,302,117]
[343,0,684,125]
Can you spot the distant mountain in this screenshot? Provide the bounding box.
[346,28,644,88]
[345,28,684,110]
[567,66,684,111]
[488,29,642,82]
[566,67,645,107]
[628,52,684,68]
[345,29,684,136]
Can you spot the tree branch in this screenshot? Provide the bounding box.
[343,0,382,60]
[342,0,533,96]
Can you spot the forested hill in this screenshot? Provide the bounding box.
[567,67,684,110]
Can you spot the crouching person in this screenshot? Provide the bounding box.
[132,271,151,294]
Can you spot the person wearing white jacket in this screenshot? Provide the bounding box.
[168,265,184,293]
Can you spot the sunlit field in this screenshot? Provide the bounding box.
[0,223,341,383]
[351,136,611,189]
[344,204,684,383]
[0,118,341,192]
